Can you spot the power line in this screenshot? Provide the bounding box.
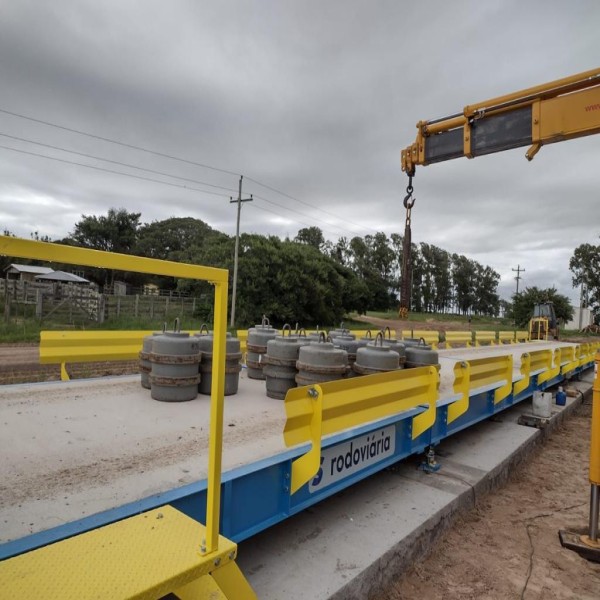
[0,144,231,199]
[0,107,240,177]
[0,107,377,235]
[0,132,240,195]
[0,141,358,238]
[252,193,356,238]
[248,203,346,239]
[245,175,380,235]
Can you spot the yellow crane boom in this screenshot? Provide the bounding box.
[401,67,600,175]
[398,68,600,316]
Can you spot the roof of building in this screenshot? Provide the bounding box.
[35,271,90,284]
[5,264,54,275]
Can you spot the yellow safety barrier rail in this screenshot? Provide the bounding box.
[515,330,530,343]
[538,347,562,385]
[498,331,516,344]
[560,345,580,376]
[513,349,553,397]
[463,354,513,404]
[444,331,473,348]
[474,330,497,346]
[40,330,153,381]
[0,236,254,597]
[446,354,514,424]
[402,329,439,348]
[447,361,471,423]
[283,367,438,494]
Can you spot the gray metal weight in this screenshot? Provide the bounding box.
[295,340,348,386]
[263,330,309,400]
[404,339,437,367]
[353,333,401,376]
[139,329,165,389]
[149,332,201,402]
[247,316,277,380]
[196,332,242,396]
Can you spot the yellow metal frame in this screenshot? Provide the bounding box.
[0,237,239,572]
[284,366,438,493]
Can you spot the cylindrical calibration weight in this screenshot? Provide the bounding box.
[149,332,201,402]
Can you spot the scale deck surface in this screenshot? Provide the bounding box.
[0,341,576,545]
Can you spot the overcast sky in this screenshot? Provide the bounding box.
[0,1,598,303]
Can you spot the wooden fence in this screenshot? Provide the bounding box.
[1,280,204,325]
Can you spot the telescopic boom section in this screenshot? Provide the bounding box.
[401,67,600,174]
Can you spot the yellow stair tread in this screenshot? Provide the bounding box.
[0,506,236,600]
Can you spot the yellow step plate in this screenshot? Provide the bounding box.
[0,506,240,600]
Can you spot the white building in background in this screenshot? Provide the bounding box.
[564,307,593,330]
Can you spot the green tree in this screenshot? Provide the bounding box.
[70,208,141,253]
[294,226,325,251]
[569,240,600,312]
[66,208,141,286]
[511,286,573,327]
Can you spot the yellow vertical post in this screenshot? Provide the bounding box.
[587,352,600,543]
[203,279,229,555]
[591,352,600,486]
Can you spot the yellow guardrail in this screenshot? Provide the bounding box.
[446,354,513,424]
[444,331,473,348]
[474,330,497,346]
[0,235,253,597]
[283,366,438,494]
[40,330,154,381]
[561,345,581,376]
[513,349,553,397]
[498,331,516,344]
[515,330,530,342]
[463,354,513,403]
[538,347,562,385]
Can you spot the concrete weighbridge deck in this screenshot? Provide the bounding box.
[0,341,587,557]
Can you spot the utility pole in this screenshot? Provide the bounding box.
[512,264,525,295]
[230,176,253,327]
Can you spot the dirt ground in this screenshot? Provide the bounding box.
[378,400,600,600]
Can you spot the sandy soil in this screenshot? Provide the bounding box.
[378,400,600,600]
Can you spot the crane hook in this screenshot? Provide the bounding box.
[403,174,416,209]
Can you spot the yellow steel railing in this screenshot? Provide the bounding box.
[284,366,438,494]
[0,236,228,556]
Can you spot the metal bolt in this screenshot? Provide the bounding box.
[285,472,290,479]
[156,512,163,519]
[534,118,539,124]
[308,387,318,399]
[465,136,469,141]
[283,485,289,492]
[229,550,236,560]
[214,557,221,566]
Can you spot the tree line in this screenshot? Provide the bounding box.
[3,209,596,328]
